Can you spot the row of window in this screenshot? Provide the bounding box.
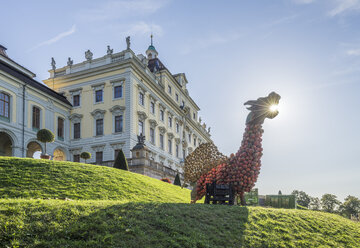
[138,120,198,158]
[72,85,123,107]
[73,115,123,139]
[1,92,66,139]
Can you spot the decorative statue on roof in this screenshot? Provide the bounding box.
[189,92,281,205]
[107,45,113,55]
[67,57,73,67]
[51,57,56,71]
[126,36,131,50]
[85,49,93,62]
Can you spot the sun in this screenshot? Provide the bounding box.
[269,104,279,112]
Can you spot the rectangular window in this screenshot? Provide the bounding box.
[139,92,144,105]
[168,85,172,94]
[194,138,196,146]
[183,149,186,159]
[160,110,164,121]
[175,93,179,102]
[74,123,80,139]
[32,106,40,129]
[176,123,179,133]
[193,112,196,119]
[96,151,103,164]
[73,154,80,162]
[150,127,155,144]
[176,145,179,158]
[188,133,191,142]
[0,93,10,119]
[57,117,64,139]
[96,119,104,136]
[95,90,103,103]
[138,121,144,135]
[114,85,123,98]
[150,102,155,114]
[73,95,80,107]
[168,116,172,128]
[115,115,123,133]
[160,134,164,150]
[168,139,172,154]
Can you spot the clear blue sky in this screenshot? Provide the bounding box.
[2,0,360,201]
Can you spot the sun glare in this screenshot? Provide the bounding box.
[269,104,279,112]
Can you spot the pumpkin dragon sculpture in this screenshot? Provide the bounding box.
[185,92,281,205]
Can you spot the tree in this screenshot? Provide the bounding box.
[173,173,181,186]
[321,194,341,213]
[80,152,91,163]
[339,195,360,219]
[309,197,321,211]
[292,190,311,208]
[113,149,129,171]
[36,129,54,155]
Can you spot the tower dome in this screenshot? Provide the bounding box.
[146,34,158,59]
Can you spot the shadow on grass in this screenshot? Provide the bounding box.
[15,202,250,248]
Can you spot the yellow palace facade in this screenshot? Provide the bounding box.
[0,38,212,178]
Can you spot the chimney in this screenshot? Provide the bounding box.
[0,45,8,57]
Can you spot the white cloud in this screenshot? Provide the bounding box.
[346,49,360,56]
[328,0,360,17]
[28,25,76,52]
[78,0,169,22]
[126,22,163,37]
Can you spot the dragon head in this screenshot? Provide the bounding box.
[244,92,281,125]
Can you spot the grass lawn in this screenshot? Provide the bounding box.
[0,157,359,247]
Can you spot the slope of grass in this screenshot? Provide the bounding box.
[1,199,359,248]
[0,157,190,202]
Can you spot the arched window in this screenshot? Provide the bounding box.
[0,92,10,120]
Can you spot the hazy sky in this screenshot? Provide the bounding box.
[2,0,360,201]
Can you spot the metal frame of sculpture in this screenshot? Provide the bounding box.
[188,92,281,205]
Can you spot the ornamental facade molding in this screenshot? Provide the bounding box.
[137,84,147,94]
[149,119,158,128]
[91,144,105,152]
[91,109,106,119]
[137,111,148,121]
[69,113,83,122]
[158,102,166,110]
[175,138,181,144]
[110,142,125,150]
[158,126,166,134]
[182,140,188,148]
[69,88,82,96]
[69,147,82,154]
[167,132,174,139]
[109,105,126,115]
[110,79,124,87]
[149,95,157,102]
[92,83,105,92]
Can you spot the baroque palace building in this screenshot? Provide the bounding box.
[0,37,212,178]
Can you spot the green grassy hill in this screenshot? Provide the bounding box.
[0,157,190,202]
[0,157,359,248]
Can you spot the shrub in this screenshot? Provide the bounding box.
[113,150,129,171]
[80,152,91,163]
[36,129,54,155]
[173,173,181,186]
[160,178,172,184]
